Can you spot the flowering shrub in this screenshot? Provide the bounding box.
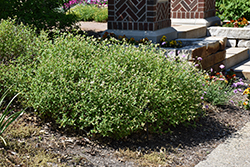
[160,35,182,48]
[0,18,37,63]
[243,87,250,109]
[0,19,207,138]
[101,33,183,48]
[102,32,151,45]
[223,17,249,27]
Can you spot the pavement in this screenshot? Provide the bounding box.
[76,21,107,32]
[195,122,250,167]
[78,21,250,167]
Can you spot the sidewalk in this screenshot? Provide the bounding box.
[195,122,250,167]
[76,21,107,32]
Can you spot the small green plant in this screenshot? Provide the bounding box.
[241,86,250,109]
[216,0,250,21]
[0,88,25,145]
[196,61,234,106]
[94,7,108,22]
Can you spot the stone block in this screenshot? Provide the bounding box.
[178,45,207,61]
[173,25,207,38]
[192,40,220,56]
[223,47,249,70]
[105,27,177,43]
[161,45,207,61]
[172,17,221,26]
[205,36,227,51]
[200,50,226,69]
[238,40,250,48]
[226,39,237,47]
[208,27,250,39]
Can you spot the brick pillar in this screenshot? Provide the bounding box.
[107,0,177,42]
[171,0,220,26]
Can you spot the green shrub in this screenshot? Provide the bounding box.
[0,18,37,63]
[0,0,77,31]
[69,4,108,22]
[216,0,250,21]
[94,7,108,22]
[0,20,207,138]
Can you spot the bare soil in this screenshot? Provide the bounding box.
[1,89,250,167]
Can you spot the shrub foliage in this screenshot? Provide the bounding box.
[0,0,77,31]
[0,18,37,63]
[68,4,108,22]
[0,19,208,138]
[216,0,250,21]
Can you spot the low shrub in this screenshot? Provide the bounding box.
[0,26,206,138]
[0,19,237,139]
[0,18,37,63]
[68,4,108,22]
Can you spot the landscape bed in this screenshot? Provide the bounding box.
[1,0,250,165]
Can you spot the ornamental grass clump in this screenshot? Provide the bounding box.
[0,88,25,146]
[0,19,206,138]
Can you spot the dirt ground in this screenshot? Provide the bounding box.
[1,88,250,167]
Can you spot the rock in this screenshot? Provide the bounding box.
[227,39,237,47]
[238,40,250,48]
[208,27,250,39]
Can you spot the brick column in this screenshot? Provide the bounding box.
[107,0,177,42]
[171,0,220,26]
